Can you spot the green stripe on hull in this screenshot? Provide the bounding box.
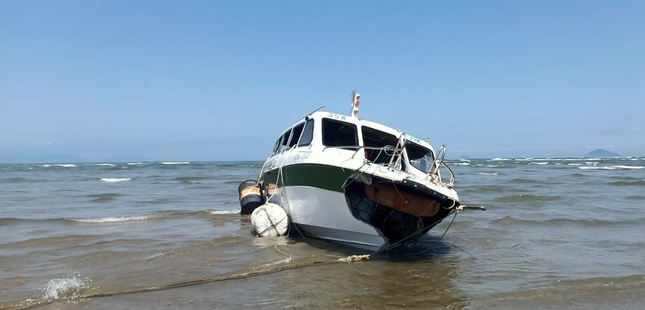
[261,164,353,193]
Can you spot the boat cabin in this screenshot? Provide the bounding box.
[269,111,436,179]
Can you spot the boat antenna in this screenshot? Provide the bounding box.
[350,90,360,118]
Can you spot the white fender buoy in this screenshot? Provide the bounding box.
[251,203,289,237]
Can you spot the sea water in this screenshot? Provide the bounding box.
[1,159,644,309]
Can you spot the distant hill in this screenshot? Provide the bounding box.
[585,149,620,157]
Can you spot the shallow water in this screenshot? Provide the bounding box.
[1,158,644,309]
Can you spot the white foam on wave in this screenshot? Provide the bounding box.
[43,274,90,301]
[140,252,165,261]
[208,210,240,215]
[261,256,293,268]
[568,163,582,166]
[478,172,498,176]
[585,162,599,166]
[161,161,190,165]
[578,166,616,170]
[41,164,51,167]
[100,178,131,183]
[86,163,116,167]
[54,164,76,168]
[127,162,145,165]
[453,162,470,166]
[71,215,159,223]
[491,158,511,161]
[612,165,645,170]
[578,165,643,170]
[486,165,499,168]
[514,158,534,162]
[530,162,549,165]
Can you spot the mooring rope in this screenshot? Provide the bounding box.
[0,253,371,310]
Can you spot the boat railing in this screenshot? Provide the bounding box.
[322,145,400,154]
[430,145,455,187]
[322,144,403,167]
[323,143,456,187]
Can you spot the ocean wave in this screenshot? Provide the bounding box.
[85,163,116,167]
[174,176,210,184]
[161,161,190,165]
[490,158,511,161]
[87,193,123,202]
[471,185,504,192]
[54,164,77,168]
[578,166,615,170]
[568,163,582,166]
[513,158,534,161]
[2,177,30,183]
[478,172,498,176]
[612,165,644,170]
[608,180,645,186]
[579,165,644,170]
[127,162,145,165]
[208,210,240,215]
[452,162,470,166]
[141,252,165,260]
[40,164,77,168]
[70,215,160,223]
[100,178,131,183]
[43,273,90,301]
[530,162,549,165]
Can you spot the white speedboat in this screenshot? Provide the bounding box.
[257,93,461,250]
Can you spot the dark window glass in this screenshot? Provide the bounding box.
[280,130,291,147]
[322,119,358,148]
[288,123,305,147]
[361,126,399,163]
[298,119,314,147]
[272,138,281,153]
[406,143,434,173]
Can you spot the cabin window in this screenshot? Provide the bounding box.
[272,138,281,153]
[276,129,291,152]
[322,118,358,148]
[361,126,399,163]
[298,119,314,147]
[288,123,305,148]
[406,143,434,173]
[280,130,291,147]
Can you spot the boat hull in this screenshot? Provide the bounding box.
[259,163,457,250]
[282,185,385,250]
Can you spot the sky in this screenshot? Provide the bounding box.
[1,0,644,162]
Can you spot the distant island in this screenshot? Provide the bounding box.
[585,149,620,157]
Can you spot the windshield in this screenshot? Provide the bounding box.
[405,142,434,173]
